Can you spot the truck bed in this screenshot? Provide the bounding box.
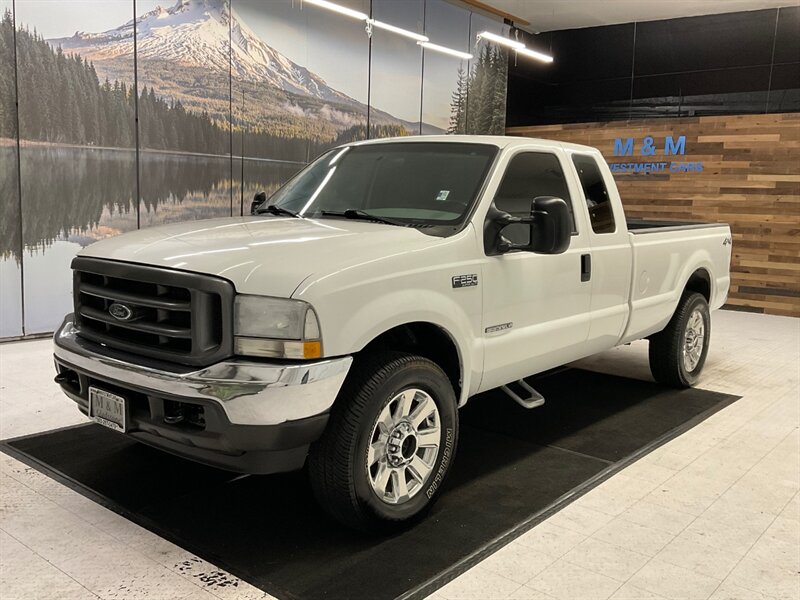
[621,219,732,346]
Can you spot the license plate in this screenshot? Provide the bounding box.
[88,387,127,432]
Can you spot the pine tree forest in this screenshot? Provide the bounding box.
[448,44,508,135]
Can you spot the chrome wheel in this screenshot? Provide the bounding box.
[366,388,441,505]
[683,308,705,372]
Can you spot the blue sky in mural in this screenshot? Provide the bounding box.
[15,1,179,37]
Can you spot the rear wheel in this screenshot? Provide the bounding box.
[649,292,711,388]
[308,352,458,533]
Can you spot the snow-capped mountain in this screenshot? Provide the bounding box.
[50,0,356,106]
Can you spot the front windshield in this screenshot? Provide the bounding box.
[267,142,498,225]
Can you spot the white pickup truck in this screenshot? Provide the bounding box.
[53,136,731,531]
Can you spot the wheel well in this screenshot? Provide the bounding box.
[360,323,462,398]
[685,268,711,302]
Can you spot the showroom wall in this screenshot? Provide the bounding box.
[507,6,800,317]
[0,0,509,339]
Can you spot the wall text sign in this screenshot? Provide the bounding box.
[608,134,703,175]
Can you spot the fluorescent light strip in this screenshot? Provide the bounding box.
[476,30,554,63]
[477,31,523,50]
[515,46,554,63]
[417,41,473,60]
[369,19,428,42]
[302,0,470,58]
[302,0,367,21]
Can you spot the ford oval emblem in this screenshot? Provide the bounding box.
[108,302,134,321]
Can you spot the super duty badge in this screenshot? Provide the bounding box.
[452,274,478,288]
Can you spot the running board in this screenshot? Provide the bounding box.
[501,379,545,409]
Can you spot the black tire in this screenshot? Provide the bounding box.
[649,292,711,388]
[308,352,458,533]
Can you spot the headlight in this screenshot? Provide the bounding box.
[234,295,322,359]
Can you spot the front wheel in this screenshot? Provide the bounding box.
[308,352,458,533]
[649,292,711,388]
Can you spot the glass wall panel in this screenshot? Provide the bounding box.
[231,0,369,212]
[0,0,22,337]
[467,13,509,134]
[304,0,369,142]
[369,0,424,138]
[135,0,233,227]
[421,0,470,134]
[15,0,137,333]
[232,0,314,212]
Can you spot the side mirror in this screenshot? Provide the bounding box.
[250,191,267,215]
[529,196,571,254]
[484,196,571,256]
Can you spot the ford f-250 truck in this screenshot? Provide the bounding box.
[53,136,731,531]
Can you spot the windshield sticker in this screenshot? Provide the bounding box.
[435,190,450,202]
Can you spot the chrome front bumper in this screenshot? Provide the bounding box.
[53,317,352,426]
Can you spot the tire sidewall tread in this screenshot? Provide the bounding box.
[308,351,458,533]
[649,292,711,388]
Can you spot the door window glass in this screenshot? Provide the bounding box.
[572,154,616,234]
[494,152,575,230]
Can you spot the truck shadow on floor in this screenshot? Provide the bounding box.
[2,368,738,600]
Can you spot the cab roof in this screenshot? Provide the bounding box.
[348,134,601,155]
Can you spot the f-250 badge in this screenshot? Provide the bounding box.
[452,274,478,288]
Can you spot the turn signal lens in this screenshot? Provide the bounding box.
[234,337,323,360]
[303,341,322,359]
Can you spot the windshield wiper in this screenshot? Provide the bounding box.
[257,204,300,218]
[319,209,403,226]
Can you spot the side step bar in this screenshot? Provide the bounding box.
[501,379,545,409]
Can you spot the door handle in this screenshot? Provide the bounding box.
[581,254,591,282]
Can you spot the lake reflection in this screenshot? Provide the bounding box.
[1,145,302,334]
[2,146,302,257]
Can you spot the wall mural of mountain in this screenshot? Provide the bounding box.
[0,0,509,337]
[48,0,434,156]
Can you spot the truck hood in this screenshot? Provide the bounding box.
[78,216,447,297]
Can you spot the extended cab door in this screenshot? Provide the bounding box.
[478,148,593,392]
[567,152,633,353]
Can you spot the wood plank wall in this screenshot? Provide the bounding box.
[507,113,800,317]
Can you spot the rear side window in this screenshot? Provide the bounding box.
[494,152,576,232]
[572,154,615,234]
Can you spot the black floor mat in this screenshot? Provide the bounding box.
[2,369,738,600]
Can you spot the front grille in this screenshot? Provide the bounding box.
[72,257,234,366]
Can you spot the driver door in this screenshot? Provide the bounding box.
[479,149,592,392]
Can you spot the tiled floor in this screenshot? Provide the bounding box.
[1,309,798,600]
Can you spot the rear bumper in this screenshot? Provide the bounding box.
[53,316,352,474]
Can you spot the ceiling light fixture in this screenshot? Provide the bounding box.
[476,31,524,50]
[515,46,554,63]
[368,19,429,42]
[301,0,469,57]
[302,0,368,21]
[417,41,473,60]
[477,30,554,63]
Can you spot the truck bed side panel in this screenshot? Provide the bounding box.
[621,225,731,344]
